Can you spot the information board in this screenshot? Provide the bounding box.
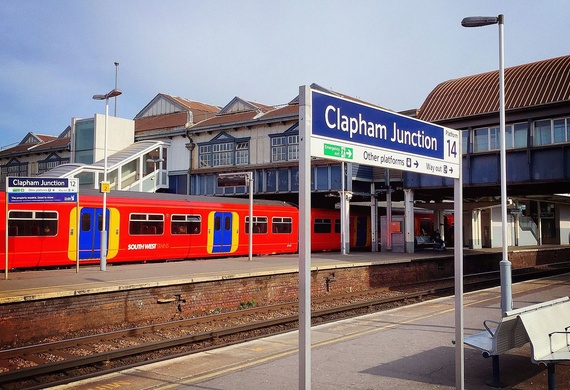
[7,177,78,203]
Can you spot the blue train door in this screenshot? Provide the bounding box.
[79,207,109,259]
[212,211,233,253]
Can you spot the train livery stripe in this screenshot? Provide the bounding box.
[229,211,239,253]
[67,207,80,262]
[107,208,120,259]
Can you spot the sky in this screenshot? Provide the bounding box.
[1,1,569,149]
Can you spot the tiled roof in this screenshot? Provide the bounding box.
[166,95,220,113]
[189,110,263,131]
[418,55,570,122]
[165,95,220,122]
[135,111,188,134]
[262,103,299,119]
[0,136,70,158]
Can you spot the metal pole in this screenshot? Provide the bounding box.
[114,62,119,117]
[454,137,464,390]
[4,191,8,280]
[340,162,346,254]
[299,85,312,389]
[101,98,109,271]
[248,173,253,261]
[76,194,80,273]
[497,14,512,315]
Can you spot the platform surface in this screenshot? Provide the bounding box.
[50,272,570,390]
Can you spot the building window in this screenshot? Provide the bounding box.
[513,123,528,148]
[533,118,570,146]
[198,133,250,168]
[38,153,70,174]
[270,129,299,162]
[235,142,249,165]
[199,145,212,167]
[473,127,490,152]
[471,122,529,153]
[1,159,28,181]
[272,137,287,162]
[534,119,552,146]
[212,142,233,166]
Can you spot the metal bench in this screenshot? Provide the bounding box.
[517,297,570,390]
[464,296,569,387]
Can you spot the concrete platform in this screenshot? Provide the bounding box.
[0,250,454,304]
[50,272,570,390]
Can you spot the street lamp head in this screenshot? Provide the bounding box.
[92,88,123,101]
[461,15,501,28]
[107,88,122,98]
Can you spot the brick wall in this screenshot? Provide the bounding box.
[2,247,568,347]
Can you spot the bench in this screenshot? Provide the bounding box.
[517,297,570,390]
[414,235,435,250]
[464,296,569,387]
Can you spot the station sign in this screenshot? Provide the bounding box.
[217,175,247,188]
[310,90,460,178]
[7,177,78,203]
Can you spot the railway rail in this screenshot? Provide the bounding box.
[1,263,569,390]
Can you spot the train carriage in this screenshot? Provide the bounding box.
[1,190,441,271]
[1,190,302,270]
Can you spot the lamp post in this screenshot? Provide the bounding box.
[462,14,512,315]
[93,88,122,271]
[114,62,119,117]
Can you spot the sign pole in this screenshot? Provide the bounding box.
[299,85,312,389]
[248,172,253,261]
[4,191,8,280]
[454,149,464,389]
[76,194,80,273]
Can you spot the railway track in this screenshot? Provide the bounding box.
[1,263,569,390]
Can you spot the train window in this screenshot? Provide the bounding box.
[129,213,164,235]
[81,213,91,232]
[314,218,332,234]
[245,216,268,234]
[171,214,201,235]
[272,217,293,234]
[8,210,58,237]
[334,219,341,234]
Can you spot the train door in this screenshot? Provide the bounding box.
[207,211,238,254]
[78,207,109,259]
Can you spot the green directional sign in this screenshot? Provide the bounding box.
[323,143,353,160]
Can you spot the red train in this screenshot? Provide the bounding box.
[1,190,368,271]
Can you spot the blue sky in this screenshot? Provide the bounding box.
[1,1,568,148]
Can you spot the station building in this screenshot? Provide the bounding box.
[2,55,570,252]
[410,55,570,249]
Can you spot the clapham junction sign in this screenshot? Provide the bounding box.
[310,89,460,178]
[298,86,463,389]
